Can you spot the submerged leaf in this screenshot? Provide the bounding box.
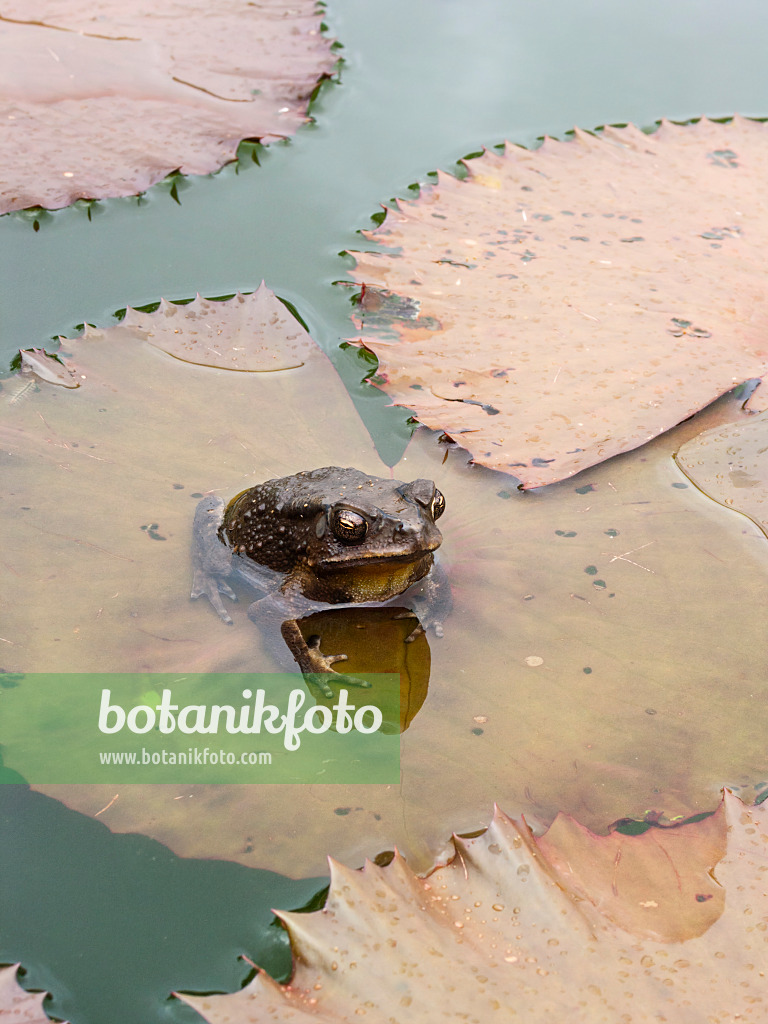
[0,1,336,213]
[4,288,768,880]
[0,964,61,1023]
[0,286,376,682]
[349,118,768,487]
[675,409,768,536]
[180,792,768,1024]
[296,606,430,733]
[538,807,725,941]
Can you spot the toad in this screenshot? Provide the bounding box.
[192,467,449,690]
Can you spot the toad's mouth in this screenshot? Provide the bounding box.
[311,547,438,573]
[310,552,435,603]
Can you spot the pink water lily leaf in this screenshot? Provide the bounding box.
[0,964,64,1023]
[0,0,336,213]
[349,117,768,488]
[181,792,768,1024]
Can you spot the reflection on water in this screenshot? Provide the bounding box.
[297,605,431,732]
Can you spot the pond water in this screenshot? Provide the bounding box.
[2,0,768,1021]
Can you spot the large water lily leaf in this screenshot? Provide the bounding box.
[1,286,377,678]
[675,409,768,536]
[0,1,335,213]
[180,792,767,1024]
[4,292,768,879]
[0,964,60,1023]
[374,401,768,868]
[2,287,382,869]
[349,117,768,488]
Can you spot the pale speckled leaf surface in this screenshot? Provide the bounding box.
[349,118,768,487]
[180,792,768,1024]
[0,287,377,680]
[537,805,725,942]
[3,292,768,879]
[0,0,335,213]
[676,409,768,537]
[0,964,61,1024]
[19,349,79,388]
[124,283,312,371]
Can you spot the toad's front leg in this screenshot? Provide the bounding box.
[244,594,369,697]
[278,620,345,698]
[248,589,374,697]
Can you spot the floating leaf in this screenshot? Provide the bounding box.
[180,792,767,1024]
[3,291,768,880]
[0,964,61,1023]
[0,1,336,213]
[19,349,79,388]
[296,606,431,733]
[675,409,768,536]
[537,806,725,942]
[0,286,376,683]
[124,283,313,371]
[349,117,768,487]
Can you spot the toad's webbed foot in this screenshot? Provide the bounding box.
[304,633,350,672]
[191,569,238,624]
[281,620,373,698]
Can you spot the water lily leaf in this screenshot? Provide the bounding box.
[19,349,79,388]
[0,286,377,681]
[0,964,60,1023]
[1,285,404,873]
[675,409,768,536]
[349,117,768,488]
[27,393,768,879]
[0,1,336,213]
[537,806,725,942]
[124,284,313,371]
[180,792,766,1024]
[4,290,768,881]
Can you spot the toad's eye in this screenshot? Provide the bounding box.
[330,508,368,544]
[432,489,446,520]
